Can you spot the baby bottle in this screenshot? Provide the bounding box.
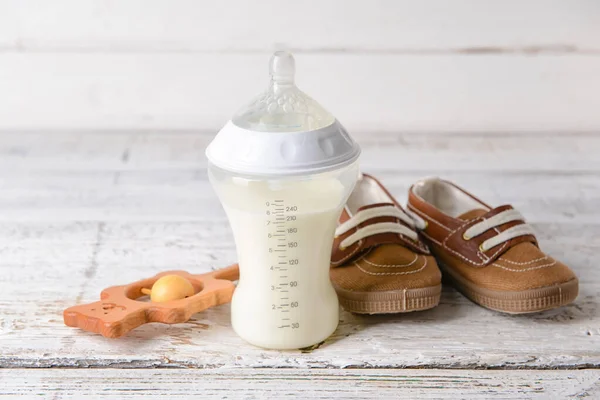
[206,51,360,349]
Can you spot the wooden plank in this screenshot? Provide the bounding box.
[2,131,600,171]
[1,0,598,52]
[0,131,599,371]
[0,54,599,131]
[0,219,598,369]
[1,368,599,399]
[1,131,599,223]
[2,173,600,223]
[0,220,597,275]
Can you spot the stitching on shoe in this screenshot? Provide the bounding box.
[407,204,505,265]
[498,255,548,265]
[439,216,511,266]
[486,226,509,263]
[487,241,509,262]
[407,235,429,253]
[442,218,476,247]
[331,239,363,266]
[476,251,488,262]
[362,251,420,268]
[442,218,493,265]
[406,205,451,232]
[412,204,531,268]
[420,230,487,266]
[354,255,427,276]
[491,259,556,272]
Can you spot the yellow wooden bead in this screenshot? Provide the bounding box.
[149,275,195,303]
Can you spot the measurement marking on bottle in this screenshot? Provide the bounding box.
[268,199,300,331]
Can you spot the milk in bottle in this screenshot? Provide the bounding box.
[206,51,360,349]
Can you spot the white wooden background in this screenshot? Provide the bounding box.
[1,131,600,398]
[1,1,600,398]
[0,0,599,131]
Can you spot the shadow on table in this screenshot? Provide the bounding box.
[517,292,598,324]
[314,287,463,349]
[317,283,598,349]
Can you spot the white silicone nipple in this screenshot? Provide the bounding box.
[231,51,335,132]
[270,51,295,85]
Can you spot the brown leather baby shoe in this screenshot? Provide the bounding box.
[407,178,578,314]
[330,174,442,314]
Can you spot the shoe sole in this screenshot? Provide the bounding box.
[439,262,579,314]
[333,284,442,314]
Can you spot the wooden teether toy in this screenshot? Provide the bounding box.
[63,264,239,338]
[141,275,195,302]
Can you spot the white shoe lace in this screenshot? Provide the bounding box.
[462,209,535,252]
[335,205,424,249]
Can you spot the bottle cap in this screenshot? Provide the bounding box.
[206,51,360,176]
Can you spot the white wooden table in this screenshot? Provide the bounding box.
[1,131,599,398]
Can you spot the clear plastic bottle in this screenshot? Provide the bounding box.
[206,51,360,349]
